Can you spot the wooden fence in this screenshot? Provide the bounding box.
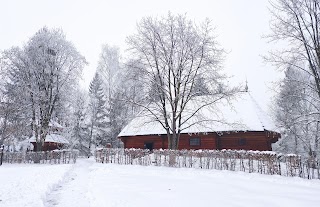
[95,148,320,180]
[0,150,79,164]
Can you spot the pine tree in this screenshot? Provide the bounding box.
[69,91,91,156]
[88,73,109,152]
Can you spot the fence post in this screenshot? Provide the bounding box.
[0,145,4,166]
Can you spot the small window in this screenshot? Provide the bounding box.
[238,138,246,146]
[144,142,154,151]
[190,138,200,146]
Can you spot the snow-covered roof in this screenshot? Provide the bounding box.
[118,92,278,137]
[49,120,64,129]
[29,134,69,144]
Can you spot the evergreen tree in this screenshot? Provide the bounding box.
[69,91,91,156]
[88,72,109,151]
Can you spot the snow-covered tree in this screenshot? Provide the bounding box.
[0,96,16,145]
[97,44,121,101]
[267,0,320,158]
[96,44,141,147]
[126,13,236,149]
[274,67,320,158]
[267,0,320,100]
[1,27,87,151]
[121,61,148,115]
[69,90,91,156]
[88,72,109,150]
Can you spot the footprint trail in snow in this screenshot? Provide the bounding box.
[45,158,94,207]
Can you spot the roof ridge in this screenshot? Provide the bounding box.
[247,92,267,130]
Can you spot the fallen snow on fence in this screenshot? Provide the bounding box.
[95,148,320,179]
[1,150,79,164]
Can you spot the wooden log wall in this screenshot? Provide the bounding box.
[217,131,272,151]
[120,131,279,151]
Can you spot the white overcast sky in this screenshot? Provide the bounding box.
[0,0,283,112]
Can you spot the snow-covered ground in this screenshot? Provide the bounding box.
[1,158,320,207]
[0,163,73,207]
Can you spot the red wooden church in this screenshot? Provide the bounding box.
[118,92,280,151]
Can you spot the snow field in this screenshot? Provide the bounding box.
[88,163,320,207]
[1,158,320,207]
[0,163,73,207]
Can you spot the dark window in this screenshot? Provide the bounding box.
[190,138,200,146]
[238,138,246,146]
[144,142,154,151]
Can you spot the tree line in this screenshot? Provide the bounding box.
[0,13,234,156]
[0,28,142,156]
[0,1,320,159]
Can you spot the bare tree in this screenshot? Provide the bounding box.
[126,13,236,149]
[267,0,320,99]
[0,97,14,145]
[273,67,320,157]
[97,44,121,103]
[267,0,320,157]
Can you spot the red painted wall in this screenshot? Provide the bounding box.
[217,131,272,151]
[120,131,280,151]
[31,142,66,151]
[178,133,217,150]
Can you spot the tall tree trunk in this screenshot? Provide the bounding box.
[30,91,42,152]
[88,119,95,158]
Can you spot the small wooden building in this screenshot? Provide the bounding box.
[29,134,69,151]
[118,92,280,151]
[29,121,69,151]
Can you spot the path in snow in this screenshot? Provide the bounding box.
[44,158,94,207]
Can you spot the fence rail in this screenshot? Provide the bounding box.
[95,148,320,180]
[0,150,78,164]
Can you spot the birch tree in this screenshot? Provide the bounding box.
[126,13,236,149]
[97,44,121,102]
[96,45,126,147]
